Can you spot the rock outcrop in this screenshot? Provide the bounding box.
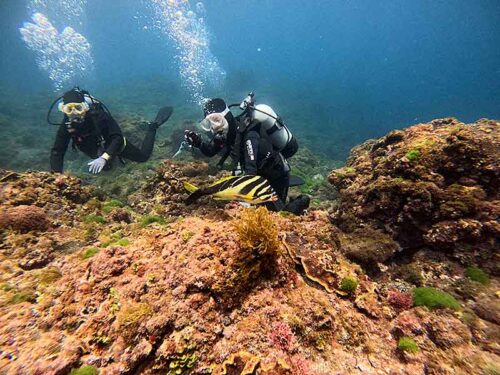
[329,118,499,274]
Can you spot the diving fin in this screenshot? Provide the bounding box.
[289,175,305,187]
[153,106,173,127]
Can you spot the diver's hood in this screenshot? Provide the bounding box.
[62,89,85,104]
[203,98,228,117]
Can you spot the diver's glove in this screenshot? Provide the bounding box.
[88,156,107,174]
[184,130,201,148]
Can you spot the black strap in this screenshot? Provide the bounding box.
[266,123,280,135]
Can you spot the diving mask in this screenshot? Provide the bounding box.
[58,101,90,117]
[199,112,229,136]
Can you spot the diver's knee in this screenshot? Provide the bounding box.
[135,156,149,163]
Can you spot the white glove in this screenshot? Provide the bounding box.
[88,157,107,174]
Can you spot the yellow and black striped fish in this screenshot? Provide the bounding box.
[184,175,278,205]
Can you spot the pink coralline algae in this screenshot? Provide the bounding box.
[269,321,296,352]
[388,290,413,311]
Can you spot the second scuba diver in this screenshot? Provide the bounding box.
[49,87,173,174]
[183,93,310,215]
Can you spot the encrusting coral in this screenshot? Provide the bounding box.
[0,118,498,374]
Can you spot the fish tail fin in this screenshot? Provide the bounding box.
[185,190,205,205]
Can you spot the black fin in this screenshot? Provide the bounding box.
[154,106,174,126]
[284,194,310,215]
[289,175,305,187]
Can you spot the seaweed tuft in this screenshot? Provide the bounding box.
[412,287,461,311]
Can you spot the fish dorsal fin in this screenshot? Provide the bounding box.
[183,181,199,193]
[208,175,237,187]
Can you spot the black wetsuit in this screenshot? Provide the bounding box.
[50,107,157,173]
[237,123,290,209]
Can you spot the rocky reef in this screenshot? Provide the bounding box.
[329,118,499,271]
[0,118,498,374]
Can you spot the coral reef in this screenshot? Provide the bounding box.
[0,117,498,374]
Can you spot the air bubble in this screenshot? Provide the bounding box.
[19,12,93,91]
[145,0,225,103]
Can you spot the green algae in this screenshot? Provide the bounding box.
[116,238,130,246]
[10,292,36,304]
[165,342,198,375]
[181,230,195,243]
[83,214,106,224]
[1,283,36,306]
[0,282,15,292]
[108,288,120,316]
[167,351,198,375]
[117,302,152,327]
[99,231,129,247]
[398,336,419,353]
[92,335,111,346]
[483,363,500,375]
[82,247,99,260]
[405,149,420,162]
[69,365,99,375]
[102,199,124,213]
[413,287,461,311]
[465,266,489,285]
[340,277,358,294]
[140,215,166,227]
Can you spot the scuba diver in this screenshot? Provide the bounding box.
[183,93,310,215]
[49,87,173,174]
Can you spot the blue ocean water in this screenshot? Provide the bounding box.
[1,0,499,163]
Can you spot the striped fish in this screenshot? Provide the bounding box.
[184,175,278,205]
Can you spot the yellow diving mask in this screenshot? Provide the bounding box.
[58,101,90,116]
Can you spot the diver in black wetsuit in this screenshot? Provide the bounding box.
[184,97,309,214]
[50,88,173,174]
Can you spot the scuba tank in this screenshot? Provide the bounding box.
[251,103,297,158]
[220,92,299,171]
[236,92,298,159]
